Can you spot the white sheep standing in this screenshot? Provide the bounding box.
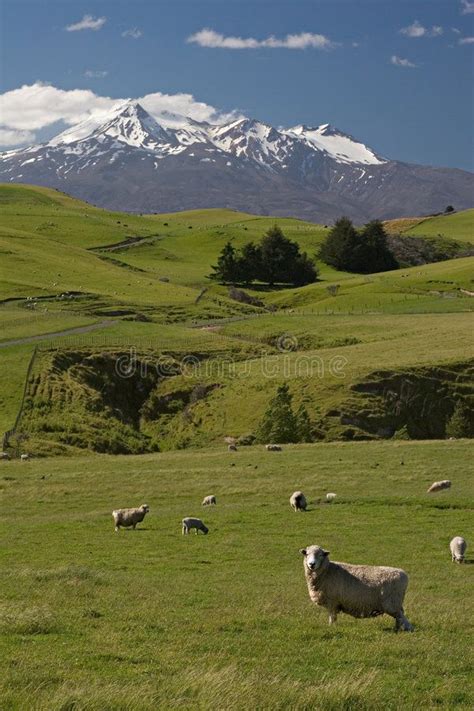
[326,493,337,503]
[20,453,30,461]
[202,495,217,506]
[450,536,467,563]
[182,517,209,535]
[300,544,413,632]
[290,491,307,512]
[266,444,282,452]
[112,504,149,532]
[0,452,10,460]
[427,480,451,493]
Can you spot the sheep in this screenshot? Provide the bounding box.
[112,504,149,532]
[266,444,282,452]
[450,536,467,563]
[202,495,216,506]
[228,444,238,452]
[0,452,10,460]
[20,453,30,461]
[182,517,209,535]
[300,545,413,632]
[326,493,337,503]
[290,491,307,512]
[427,479,451,493]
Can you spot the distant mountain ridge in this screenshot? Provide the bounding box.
[1,100,473,223]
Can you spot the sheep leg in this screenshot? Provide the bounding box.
[328,610,338,625]
[114,525,119,532]
[182,525,187,535]
[133,523,136,530]
[394,610,413,632]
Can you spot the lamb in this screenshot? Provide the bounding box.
[266,444,282,452]
[182,517,209,535]
[427,479,451,493]
[20,453,30,461]
[228,444,238,452]
[326,493,337,503]
[300,545,413,632]
[290,491,307,512]
[450,536,467,563]
[202,495,216,506]
[112,504,149,531]
[0,452,10,460]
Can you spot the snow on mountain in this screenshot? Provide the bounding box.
[1,101,472,222]
[285,124,386,165]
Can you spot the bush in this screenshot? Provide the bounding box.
[445,400,472,439]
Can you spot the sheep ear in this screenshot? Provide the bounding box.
[300,548,307,556]
[323,550,330,557]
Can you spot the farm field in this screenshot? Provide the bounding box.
[0,440,472,710]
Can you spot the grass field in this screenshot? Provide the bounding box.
[403,210,474,243]
[0,440,472,710]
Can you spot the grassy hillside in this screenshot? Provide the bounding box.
[0,441,472,710]
[384,209,473,241]
[0,184,472,455]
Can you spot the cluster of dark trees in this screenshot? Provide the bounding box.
[319,217,398,273]
[209,225,318,287]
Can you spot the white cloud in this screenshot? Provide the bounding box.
[0,82,243,147]
[84,70,108,78]
[459,35,474,43]
[400,20,443,38]
[122,28,142,39]
[452,27,462,34]
[461,1,474,14]
[391,55,417,68]
[0,128,36,147]
[65,15,106,32]
[187,28,336,50]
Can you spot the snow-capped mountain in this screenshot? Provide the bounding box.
[1,100,472,222]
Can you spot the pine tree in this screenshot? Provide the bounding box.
[295,403,312,442]
[208,242,241,284]
[356,221,398,273]
[257,384,298,443]
[240,241,262,284]
[260,225,299,286]
[445,400,472,439]
[319,217,359,271]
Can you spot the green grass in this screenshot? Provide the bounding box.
[402,209,474,243]
[0,440,472,710]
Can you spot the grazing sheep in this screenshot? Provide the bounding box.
[326,493,337,503]
[450,536,467,563]
[202,495,217,506]
[266,444,282,452]
[182,517,209,535]
[290,491,307,512]
[228,444,238,452]
[427,480,451,493]
[300,545,413,632]
[20,453,30,461]
[112,504,149,532]
[0,452,10,460]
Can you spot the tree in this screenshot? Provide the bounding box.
[257,384,298,443]
[239,241,262,284]
[319,217,359,271]
[355,221,398,273]
[445,400,471,439]
[208,242,241,284]
[260,225,316,286]
[319,217,397,274]
[295,403,312,442]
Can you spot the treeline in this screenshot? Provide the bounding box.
[209,225,318,287]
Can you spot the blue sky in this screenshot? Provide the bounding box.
[1,0,473,169]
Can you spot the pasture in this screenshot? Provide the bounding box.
[0,440,472,710]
